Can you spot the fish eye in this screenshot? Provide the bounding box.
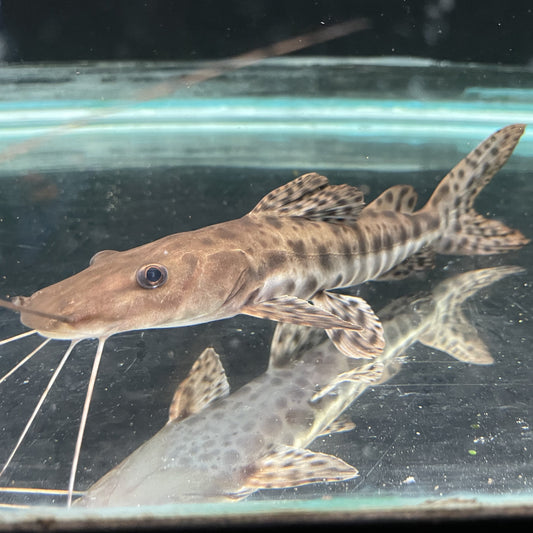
[136,264,168,289]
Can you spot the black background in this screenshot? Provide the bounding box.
[1,0,532,65]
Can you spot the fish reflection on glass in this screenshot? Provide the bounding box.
[75,265,521,507]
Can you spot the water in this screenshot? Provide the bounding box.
[0,59,531,524]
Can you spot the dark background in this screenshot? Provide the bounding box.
[0,0,532,65]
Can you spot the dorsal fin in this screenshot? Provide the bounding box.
[364,184,418,213]
[168,347,230,423]
[250,173,365,224]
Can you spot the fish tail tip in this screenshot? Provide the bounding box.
[426,124,528,256]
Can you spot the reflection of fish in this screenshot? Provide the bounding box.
[76,266,521,507]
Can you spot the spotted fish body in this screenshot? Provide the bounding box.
[9,125,528,386]
[75,265,519,507]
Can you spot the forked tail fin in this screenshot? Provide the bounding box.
[421,124,529,255]
[418,265,524,364]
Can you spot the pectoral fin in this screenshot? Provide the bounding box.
[240,445,358,491]
[242,295,363,331]
[168,347,230,423]
[312,291,385,359]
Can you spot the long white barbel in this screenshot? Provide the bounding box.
[0,341,79,477]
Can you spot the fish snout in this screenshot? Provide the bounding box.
[14,291,85,339]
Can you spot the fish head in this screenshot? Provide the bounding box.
[13,237,250,340]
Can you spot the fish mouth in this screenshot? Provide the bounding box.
[1,295,70,324]
[2,295,83,339]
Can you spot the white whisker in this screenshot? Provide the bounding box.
[0,486,84,496]
[0,341,79,478]
[0,486,85,509]
[0,338,51,384]
[0,330,37,346]
[67,337,107,507]
[0,503,30,509]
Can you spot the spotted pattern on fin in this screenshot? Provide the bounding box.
[241,295,363,330]
[376,247,436,280]
[241,445,358,490]
[168,347,230,423]
[435,265,525,302]
[430,124,526,212]
[419,325,493,365]
[317,415,356,437]
[419,265,526,364]
[365,184,418,213]
[437,210,529,255]
[425,124,530,255]
[251,172,365,224]
[269,322,327,369]
[312,292,384,359]
[251,173,329,213]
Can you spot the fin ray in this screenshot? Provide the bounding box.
[437,210,529,254]
[376,247,436,280]
[424,124,529,255]
[251,172,365,224]
[419,324,493,365]
[312,361,385,401]
[312,292,385,359]
[168,347,230,423]
[242,295,363,330]
[418,265,525,364]
[317,415,356,437]
[269,322,327,369]
[364,184,418,213]
[241,445,358,490]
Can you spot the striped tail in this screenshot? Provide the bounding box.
[421,123,529,255]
